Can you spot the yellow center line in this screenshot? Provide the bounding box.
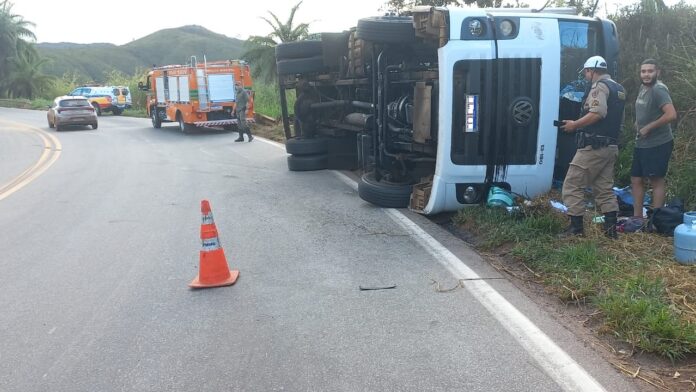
[0,120,62,201]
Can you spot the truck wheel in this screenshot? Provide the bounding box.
[177,113,194,133]
[358,172,413,208]
[275,40,322,60]
[112,108,123,116]
[151,110,162,128]
[285,137,328,155]
[287,154,328,171]
[356,16,416,44]
[276,56,326,75]
[92,103,102,116]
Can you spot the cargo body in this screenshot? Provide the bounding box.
[275,7,621,214]
[139,58,255,132]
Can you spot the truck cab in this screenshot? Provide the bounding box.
[275,7,620,214]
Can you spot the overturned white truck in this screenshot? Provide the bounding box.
[275,6,620,214]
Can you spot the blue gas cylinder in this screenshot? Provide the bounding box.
[674,212,696,265]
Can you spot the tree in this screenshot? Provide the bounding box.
[5,51,54,99]
[0,0,53,98]
[241,1,311,84]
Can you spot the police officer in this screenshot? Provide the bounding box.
[560,56,626,239]
[234,82,253,142]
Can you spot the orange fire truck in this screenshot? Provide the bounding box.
[139,57,254,132]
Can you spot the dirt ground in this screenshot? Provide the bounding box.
[254,121,696,391]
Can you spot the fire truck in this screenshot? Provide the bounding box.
[139,57,255,132]
[275,7,621,214]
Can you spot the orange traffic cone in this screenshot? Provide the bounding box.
[189,200,239,288]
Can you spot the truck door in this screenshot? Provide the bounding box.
[427,12,561,213]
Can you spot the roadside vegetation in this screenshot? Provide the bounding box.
[2,0,696,366]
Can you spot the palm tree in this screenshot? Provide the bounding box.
[0,0,38,97]
[5,51,54,99]
[241,1,311,84]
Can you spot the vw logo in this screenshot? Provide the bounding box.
[510,98,534,126]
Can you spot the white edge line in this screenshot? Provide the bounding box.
[264,136,606,390]
[331,171,606,392]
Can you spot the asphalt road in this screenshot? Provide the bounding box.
[0,108,642,391]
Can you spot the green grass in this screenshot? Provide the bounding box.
[455,204,696,360]
[252,83,295,119]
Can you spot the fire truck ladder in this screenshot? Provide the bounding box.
[195,55,210,111]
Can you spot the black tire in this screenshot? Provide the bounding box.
[92,123,98,130]
[55,122,62,132]
[92,103,102,116]
[356,16,416,44]
[112,108,123,116]
[287,154,328,171]
[275,40,322,60]
[276,56,326,75]
[151,109,162,129]
[177,113,194,133]
[358,172,413,208]
[285,137,328,155]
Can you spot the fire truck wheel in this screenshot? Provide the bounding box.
[112,108,123,116]
[276,56,326,75]
[285,137,328,155]
[177,113,195,133]
[358,172,413,208]
[92,103,101,116]
[275,40,322,60]
[151,110,162,128]
[287,154,328,171]
[356,16,416,44]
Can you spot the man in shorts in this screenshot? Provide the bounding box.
[631,59,677,219]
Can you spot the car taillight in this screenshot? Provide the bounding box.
[88,106,95,112]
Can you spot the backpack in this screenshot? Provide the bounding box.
[648,199,684,236]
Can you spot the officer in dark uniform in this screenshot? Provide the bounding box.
[560,56,626,239]
[234,82,252,142]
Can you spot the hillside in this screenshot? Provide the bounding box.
[37,25,245,82]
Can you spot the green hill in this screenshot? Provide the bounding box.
[37,25,245,82]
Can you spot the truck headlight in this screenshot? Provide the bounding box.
[500,20,515,37]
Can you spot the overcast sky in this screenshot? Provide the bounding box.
[12,0,665,45]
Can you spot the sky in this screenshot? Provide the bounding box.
[11,0,685,45]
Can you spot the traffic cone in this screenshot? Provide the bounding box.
[189,200,239,288]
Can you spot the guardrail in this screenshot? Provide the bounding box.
[0,99,32,109]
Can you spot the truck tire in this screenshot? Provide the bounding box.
[275,40,322,60]
[112,108,123,115]
[151,110,162,128]
[276,56,326,75]
[358,172,413,208]
[285,137,328,155]
[287,154,328,171]
[356,16,416,44]
[177,113,194,133]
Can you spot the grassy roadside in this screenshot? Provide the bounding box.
[453,198,696,362]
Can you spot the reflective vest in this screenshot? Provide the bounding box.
[582,78,626,140]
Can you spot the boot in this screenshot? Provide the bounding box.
[235,133,245,142]
[559,215,584,237]
[603,211,618,240]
